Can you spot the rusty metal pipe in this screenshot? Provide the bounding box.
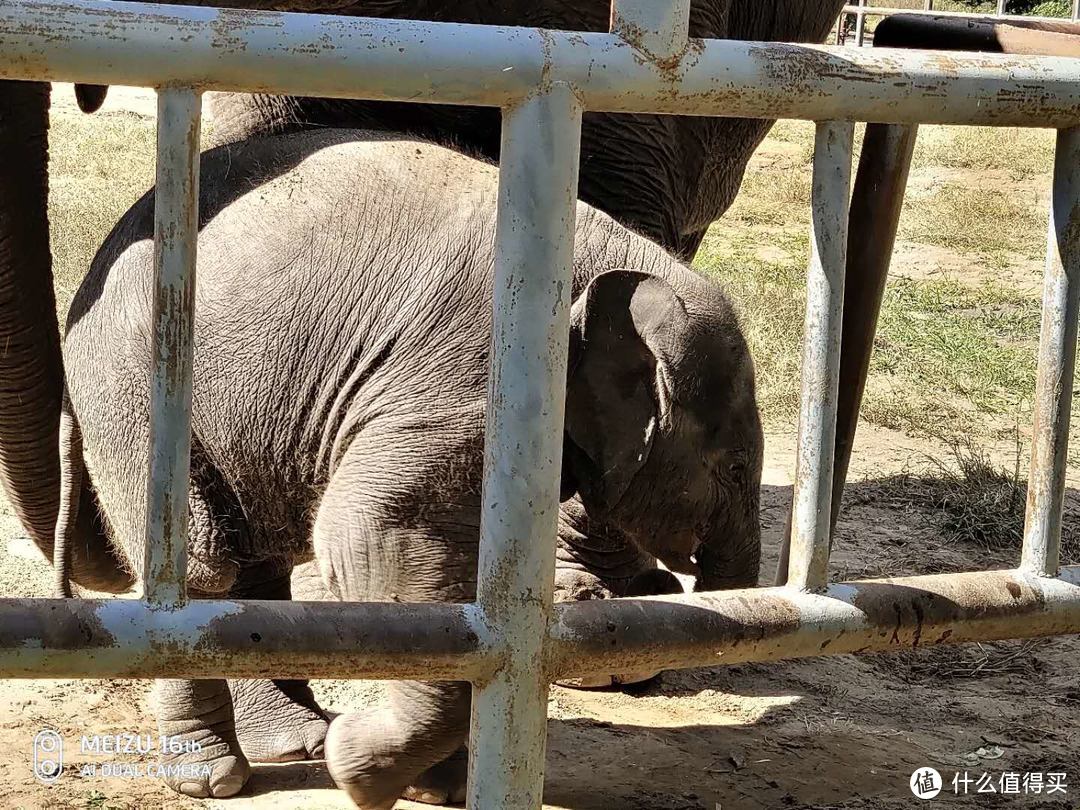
[468,85,583,810]
[610,0,690,61]
[786,121,854,592]
[1023,127,1080,578]
[141,88,200,609]
[5,567,1078,682]
[1,0,1079,127]
[0,599,493,680]
[549,567,1080,679]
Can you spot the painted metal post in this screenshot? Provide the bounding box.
[855,0,867,47]
[997,0,1007,14]
[1073,0,1079,21]
[786,120,854,592]
[468,84,583,809]
[1022,127,1080,578]
[610,0,690,60]
[142,87,200,608]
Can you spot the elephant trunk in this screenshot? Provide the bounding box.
[0,80,131,593]
[694,498,762,593]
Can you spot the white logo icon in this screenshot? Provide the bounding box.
[33,730,64,783]
[911,767,942,799]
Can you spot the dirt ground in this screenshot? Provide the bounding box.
[0,87,1076,809]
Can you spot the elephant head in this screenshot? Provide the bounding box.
[563,270,762,591]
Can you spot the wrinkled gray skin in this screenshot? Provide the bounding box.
[0,0,840,603]
[62,130,763,806]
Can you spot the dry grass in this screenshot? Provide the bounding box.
[869,639,1048,684]
[851,440,1080,564]
[48,107,156,316]
[913,126,1056,180]
[900,184,1046,258]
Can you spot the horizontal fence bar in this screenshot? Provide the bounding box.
[549,566,1080,679]
[141,87,200,609]
[1023,127,1080,577]
[3,567,1079,680]
[0,599,493,680]
[1,0,1079,127]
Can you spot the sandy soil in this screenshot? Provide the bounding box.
[1,90,1076,809]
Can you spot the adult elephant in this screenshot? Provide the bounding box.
[61,128,763,804]
[0,0,845,599]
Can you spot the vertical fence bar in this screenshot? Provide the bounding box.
[855,0,867,46]
[1073,0,1079,21]
[996,0,1007,13]
[142,87,201,609]
[468,84,583,809]
[786,121,854,592]
[610,0,691,59]
[1022,127,1080,578]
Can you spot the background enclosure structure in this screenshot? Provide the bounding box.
[0,0,1078,806]
[839,0,1080,47]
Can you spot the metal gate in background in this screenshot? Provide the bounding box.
[0,0,1078,805]
[839,0,1080,47]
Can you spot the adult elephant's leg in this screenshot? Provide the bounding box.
[228,561,329,763]
[152,678,249,798]
[314,442,475,809]
[153,564,327,797]
[774,122,917,585]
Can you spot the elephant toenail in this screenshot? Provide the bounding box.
[211,774,247,798]
[179,781,209,798]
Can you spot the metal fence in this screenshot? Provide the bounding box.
[0,0,1078,805]
[840,0,1080,47]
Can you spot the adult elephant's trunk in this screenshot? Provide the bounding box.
[0,80,131,593]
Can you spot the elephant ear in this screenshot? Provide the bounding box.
[563,269,689,511]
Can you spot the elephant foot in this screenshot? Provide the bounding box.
[325,711,410,810]
[153,679,251,798]
[231,678,329,763]
[403,748,468,805]
[555,568,684,691]
[326,681,469,810]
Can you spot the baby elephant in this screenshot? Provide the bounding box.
[60,129,763,807]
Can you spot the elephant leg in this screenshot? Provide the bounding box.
[404,746,469,805]
[230,678,329,763]
[228,561,329,763]
[555,496,672,600]
[555,497,683,688]
[313,438,478,808]
[325,679,471,809]
[153,562,328,797]
[151,678,250,798]
[775,122,918,585]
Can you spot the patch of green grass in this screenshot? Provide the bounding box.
[710,124,1055,440]
[48,109,156,316]
[863,278,1040,436]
